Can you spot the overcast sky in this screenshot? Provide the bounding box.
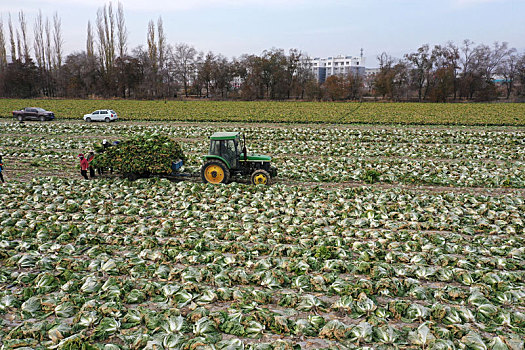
[1,0,524,66]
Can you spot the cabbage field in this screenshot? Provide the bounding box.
[1,99,525,125]
[0,119,524,349]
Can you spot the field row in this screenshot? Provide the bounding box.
[1,178,524,349]
[2,99,525,125]
[3,120,524,145]
[1,121,524,188]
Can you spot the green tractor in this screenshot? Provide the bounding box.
[201,132,277,185]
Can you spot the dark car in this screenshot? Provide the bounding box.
[13,107,55,121]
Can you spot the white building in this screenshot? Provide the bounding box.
[303,54,366,83]
[365,67,380,77]
[231,76,243,89]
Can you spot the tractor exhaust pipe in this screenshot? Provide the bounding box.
[243,133,247,161]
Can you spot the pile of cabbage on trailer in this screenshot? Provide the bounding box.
[90,134,186,178]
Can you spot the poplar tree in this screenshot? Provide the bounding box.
[53,12,63,69]
[96,3,115,74]
[86,21,94,58]
[0,16,7,69]
[116,1,127,58]
[8,14,16,61]
[33,10,45,69]
[18,11,30,62]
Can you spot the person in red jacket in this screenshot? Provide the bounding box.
[78,154,89,179]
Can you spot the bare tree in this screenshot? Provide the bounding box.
[45,18,52,71]
[460,39,476,76]
[486,42,512,80]
[34,10,45,69]
[157,17,168,97]
[84,22,98,95]
[471,42,509,82]
[461,41,511,100]
[106,3,115,65]
[172,43,197,97]
[157,17,166,71]
[378,52,394,69]
[53,12,63,69]
[191,51,204,96]
[212,54,233,98]
[459,39,481,100]
[116,1,127,58]
[442,41,460,100]
[96,3,116,74]
[18,11,30,62]
[518,53,525,96]
[147,20,157,71]
[0,16,7,69]
[496,48,519,99]
[198,51,215,97]
[430,46,457,102]
[374,52,395,99]
[286,48,302,99]
[405,44,434,101]
[295,54,316,99]
[16,30,22,63]
[8,14,16,61]
[86,21,94,58]
[143,20,158,97]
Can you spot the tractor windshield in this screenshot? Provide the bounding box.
[224,139,236,155]
[209,140,221,155]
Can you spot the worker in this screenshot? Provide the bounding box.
[0,155,5,183]
[78,154,89,180]
[98,141,109,175]
[87,151,96,178]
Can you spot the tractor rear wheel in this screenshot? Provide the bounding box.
[251,169,271,185]
[201,160,230,184]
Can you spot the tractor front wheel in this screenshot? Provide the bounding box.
[201,160,230,184]
[251,169,271,185]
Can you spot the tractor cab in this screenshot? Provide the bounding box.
[208,132,241,170]
[201,132,277,185]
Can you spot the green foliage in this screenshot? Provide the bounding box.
[314,245,335,260]
[362,169,381,183]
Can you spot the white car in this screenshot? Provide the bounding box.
[83,110,118,122]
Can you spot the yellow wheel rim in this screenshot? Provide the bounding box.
[253,173,268,185]
[204,165,225,184]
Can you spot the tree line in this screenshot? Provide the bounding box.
[1,4,524,102]
[373,41,525,102]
